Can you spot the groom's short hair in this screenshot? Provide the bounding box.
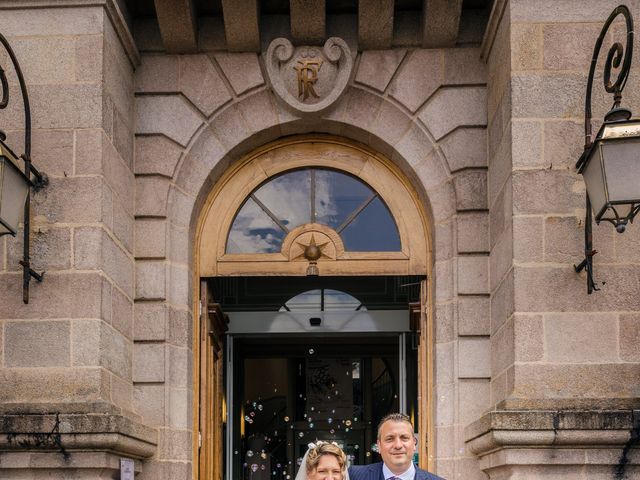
[376,413,412,439]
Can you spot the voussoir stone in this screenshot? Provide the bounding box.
[208,105,253,151]
[236,90,280,136]
[367,98,412,149]
[213,52,264,95]
[444,47,487,85]
[136,95,203,146]
[453,169,487,210]
[135,176,171,217]
[180,55,232,116]
[388,49,443,112]
[439,127,487,172]
[355,49,406,93]
[135,135,184,177]
[418,86,487,140]
[135,55,179,93]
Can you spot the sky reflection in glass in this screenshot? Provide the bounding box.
[341,197,401,251]
[226,168,401,253]
[315,170,372,229]
[226,198,286,253]
[280,289,365,312]
[253,169,310,229]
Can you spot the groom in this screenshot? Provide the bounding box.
[348,413,444,480]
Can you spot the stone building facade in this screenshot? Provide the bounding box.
[0,0,638,479]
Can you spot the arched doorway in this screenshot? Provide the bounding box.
[194,136,434,480]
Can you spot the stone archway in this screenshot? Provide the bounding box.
[133,62,488,477]
[193,134,436,478]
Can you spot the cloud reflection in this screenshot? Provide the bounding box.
[226,169,401,253]
[226,198,284,253]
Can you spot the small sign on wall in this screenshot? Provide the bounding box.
[120,458,135,480]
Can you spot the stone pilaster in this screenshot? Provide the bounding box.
[468,0,640,476]
[0,1,155,477]
[485,0,640,412]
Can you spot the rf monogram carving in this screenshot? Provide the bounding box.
[295,58,323,100]
[265,37,352,115]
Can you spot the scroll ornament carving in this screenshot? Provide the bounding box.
[265,37,353,115]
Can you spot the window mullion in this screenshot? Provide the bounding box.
[310,169,316,223]
[250,194,290,234]
[336,194,377,233]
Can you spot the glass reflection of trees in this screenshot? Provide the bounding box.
[226,169,401,253]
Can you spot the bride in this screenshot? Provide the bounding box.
[295,441,350,480]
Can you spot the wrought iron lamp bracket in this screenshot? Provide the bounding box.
[579,5,634,155]
[574,5,634,294]
[0,31,48,303]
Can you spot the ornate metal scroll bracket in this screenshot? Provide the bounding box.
[0,31,48,303]
[574,5,633,294]
[579,5,634,154]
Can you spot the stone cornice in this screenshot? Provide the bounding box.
[466,410,640,456]
[0,0,140,67]
[0,413,157,458]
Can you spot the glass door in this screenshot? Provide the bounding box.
[226,334,417,480]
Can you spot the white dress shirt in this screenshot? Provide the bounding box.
[382,462,416,480]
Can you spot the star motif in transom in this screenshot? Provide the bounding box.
[293,234,331,262]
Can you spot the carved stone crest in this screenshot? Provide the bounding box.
[265,37,353,115]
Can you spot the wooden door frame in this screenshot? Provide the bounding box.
[192,135,435,479]
[197,281,228,480]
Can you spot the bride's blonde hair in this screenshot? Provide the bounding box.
[305,442,347,474]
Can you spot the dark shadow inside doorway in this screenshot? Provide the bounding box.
[208,275,424,480]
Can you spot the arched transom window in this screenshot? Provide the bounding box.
[198,137,429,277]
[227,168,401,254]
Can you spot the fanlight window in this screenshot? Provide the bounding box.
[226,168,401,253]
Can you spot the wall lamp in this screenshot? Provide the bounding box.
[0,32,48,303]
[575,5,640,294]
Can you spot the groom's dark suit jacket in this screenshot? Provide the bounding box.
[348,463,444,480]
